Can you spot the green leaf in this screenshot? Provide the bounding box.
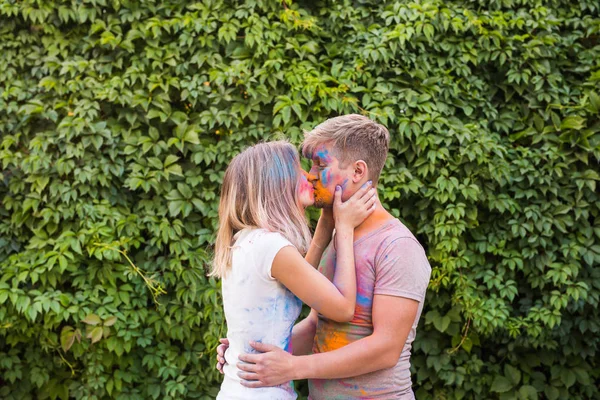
[177,183,193,199]
[107,379,114,396]
[164,154,179,167]
[544,386,560,400]
[16,296,31,313]
[82,314,101,326]
[589,91,600,112]
[491,376,514,393]
[61,326,75,352]
[504,364,521,385]
[560,116,585,130]
[165,164,183,177]
[423,24,434,40]
[184,129,200,145]
[88,326,104,344]
[518,385,538,400]
[533,114,544,132]
[169,200,185,217]
[560,369,576,388]
[462,336,473,353]
[170,111,188,125]
[104,316,118,327]
[433,315,451,333]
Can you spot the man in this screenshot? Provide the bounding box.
[217,114,431,399]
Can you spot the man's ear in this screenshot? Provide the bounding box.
[351,160,368,183]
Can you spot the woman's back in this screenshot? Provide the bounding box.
[218,228,301,400]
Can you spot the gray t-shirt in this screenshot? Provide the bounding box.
[309,219,431,399]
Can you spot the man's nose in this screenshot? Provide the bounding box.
[306,170,318,183]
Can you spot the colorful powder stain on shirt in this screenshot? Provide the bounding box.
[308,219,431,400]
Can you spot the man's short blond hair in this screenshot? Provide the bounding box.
[302,114,390,183]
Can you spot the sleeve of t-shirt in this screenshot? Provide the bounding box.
[253,230,295,281]
[374,237,431,302]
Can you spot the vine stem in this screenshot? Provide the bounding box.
[93,243,167,306]
[57,349,76,377]
[47,336,77,377]
[448,317,471,354]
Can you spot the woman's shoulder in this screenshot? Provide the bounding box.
[231,228,296,281]
[235,228,291,249]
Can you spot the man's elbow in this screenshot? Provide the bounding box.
[381,352,400,369]
[375,338,403,369]
[384,346,404,369]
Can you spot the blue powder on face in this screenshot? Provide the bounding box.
[320,169,330,186]
[315,147,333,163]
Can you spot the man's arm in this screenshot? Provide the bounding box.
[237,294,419,386]
[295,295,418,378]
[291,309,318,356]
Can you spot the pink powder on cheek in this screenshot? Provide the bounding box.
[298,172,314,196]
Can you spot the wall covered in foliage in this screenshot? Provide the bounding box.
[1,0,599,399]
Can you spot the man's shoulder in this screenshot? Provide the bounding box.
[369,218,422,249]
[368,219,430,271]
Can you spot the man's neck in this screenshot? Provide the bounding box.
[353,204,394,241]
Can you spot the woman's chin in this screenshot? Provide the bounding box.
[299,197,315,208]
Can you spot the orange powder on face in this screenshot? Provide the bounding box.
[308,146,339,207]
[313,180,334,206]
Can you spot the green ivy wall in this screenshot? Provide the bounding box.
[1,0,599,399]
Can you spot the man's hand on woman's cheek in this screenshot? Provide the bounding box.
[237,341,296,388]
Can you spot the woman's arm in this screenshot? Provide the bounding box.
[272,183,376,322]
[305,208,334,268]
[216,210,335,372]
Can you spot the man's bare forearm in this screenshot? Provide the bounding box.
[291,296,417,380]
[292,333,397,380]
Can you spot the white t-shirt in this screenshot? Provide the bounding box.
[217,228,302,400]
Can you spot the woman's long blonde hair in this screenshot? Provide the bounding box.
[210,141,312,278]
